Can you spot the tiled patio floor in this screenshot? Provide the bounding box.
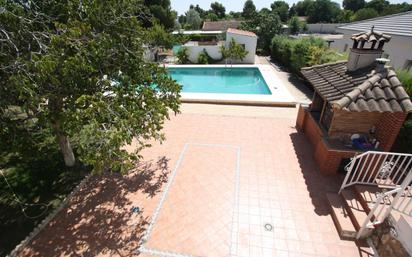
[19,108,373,257]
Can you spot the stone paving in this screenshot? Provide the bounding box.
[18,106,373,257]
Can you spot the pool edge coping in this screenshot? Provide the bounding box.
[165,64,297,107]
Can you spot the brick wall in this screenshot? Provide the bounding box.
[296,107,409,175]
[314,140,356,175]
[296,107,357,175]
[296,105,307,132]
[303,110,324,148]
[329,109,382,136]
[375,112,408,151]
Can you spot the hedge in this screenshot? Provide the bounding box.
[393,69,412,153]
[270,36,346,72]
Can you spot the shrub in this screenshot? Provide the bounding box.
[393,69,412,153]
[396,69,412,95]
[197,49,213,64]
[270,35,346,72]
[176,47,190,64]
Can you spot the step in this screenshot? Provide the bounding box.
[355,185,412,220]
[341,189,370,231]
[374,177,397,188]
[354,185,393,213]
[327,192,357,240]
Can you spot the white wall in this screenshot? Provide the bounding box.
[184,45,222,63]
[335,28,412,71]
[392,212,412,256]
[182,32,257,64]
[226,32,257,64]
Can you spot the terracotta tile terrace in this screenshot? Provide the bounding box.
[17,105,374,257]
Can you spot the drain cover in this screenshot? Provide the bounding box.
[264,223,273,231]
[131,206,140,214]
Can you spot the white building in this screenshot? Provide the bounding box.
[225,28,257,64]
[333,11,412,72]
[179,28,257,64]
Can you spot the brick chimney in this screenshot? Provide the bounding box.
[347,26,391,72]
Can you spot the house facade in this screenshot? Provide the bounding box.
[333,11,412,72]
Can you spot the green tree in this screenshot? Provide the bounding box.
[289,16,302,35]
[210,2,226,19]
[205,12,219,21]
[365,0,389,13]
[381,3,412,16]
[185,9,202,29]
[307,0,342,23]
[147,24,174,49]
[0,0,181,171]
[240,9,282,53]
[338,9,354,22]
[229,11,243,19]
[144,0,177,29]
[271,1,290,22]
[243,0,257,19]
[351,8,379,21]
[343,0,365,12]
[178,14,186,25]
[220,38,249,64]
[192,4,206,18]
[289,4,297,17]
[295,0,314,16]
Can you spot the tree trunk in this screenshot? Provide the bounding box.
[52,120,75,167]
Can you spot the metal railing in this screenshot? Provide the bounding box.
[356,187,403,239]
[339,151,412,239]
[340,151,412,193]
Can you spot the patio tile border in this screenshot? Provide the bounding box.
[138,143,241,257]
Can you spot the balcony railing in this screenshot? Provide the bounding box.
[339,151,412,239]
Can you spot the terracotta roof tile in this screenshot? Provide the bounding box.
[227,28,257,37]
[301,61,412,113]
[202,20,242,31]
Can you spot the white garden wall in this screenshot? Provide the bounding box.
[184,45,222,63]
[180,30,257,64]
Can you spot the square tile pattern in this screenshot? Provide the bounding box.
[20,113,373,257]
[141,144,240,257]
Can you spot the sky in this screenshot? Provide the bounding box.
[171,0,412,15]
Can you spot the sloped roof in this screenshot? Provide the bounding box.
[301,61,412,113]
[338,11,412,37]
[227,28,256,37]
[351,28,391,43]
[202,20,242,31]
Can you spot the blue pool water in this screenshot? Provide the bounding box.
[168,67,271,95]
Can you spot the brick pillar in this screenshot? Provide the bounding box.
[296,105,307,132]
[375,112,407,151]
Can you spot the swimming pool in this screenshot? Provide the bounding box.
[168,67,271,95]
